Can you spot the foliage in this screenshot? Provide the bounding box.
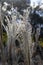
[30,5,43,25]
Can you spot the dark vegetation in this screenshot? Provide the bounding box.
[2,26,7,47]
[30,6,43,47]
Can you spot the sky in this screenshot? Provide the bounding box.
[31,0,43,6]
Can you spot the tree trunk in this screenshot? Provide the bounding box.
[0,3,6,65]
